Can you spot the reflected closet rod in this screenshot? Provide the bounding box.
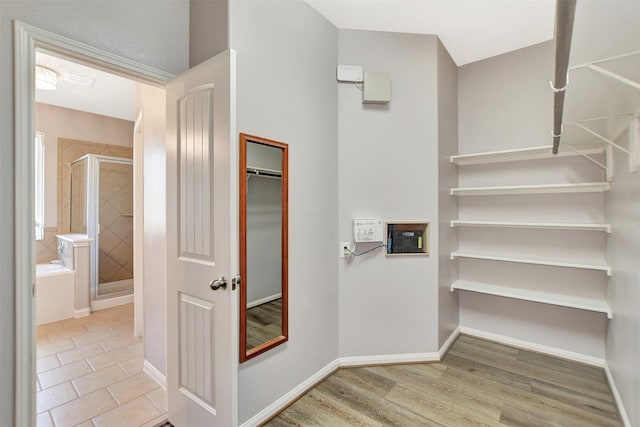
[247,167,282,178]
[551,0,577,154]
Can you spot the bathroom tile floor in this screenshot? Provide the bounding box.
[36,304,167,427]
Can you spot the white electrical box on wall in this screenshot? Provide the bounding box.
[353,218,384,243]
[363,71,391,104]
[337,65,364,83]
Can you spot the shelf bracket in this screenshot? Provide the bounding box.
[565,121,632,155]
[564,118,640,174]
[585,64,640,91]
[630,117,640,173]
[565,143,607,171]
[607,145,614,182]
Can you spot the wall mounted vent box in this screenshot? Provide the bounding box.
[386,222,429,256]
[363,71,391,104]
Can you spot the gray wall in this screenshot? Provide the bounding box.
[229,0,339,422]
[190,0,229,68]
[436,40,459,346]
[569,1,640,424]
[338,30,441,356]
[0,2,188,424]
[605,136,640,426]
[457,41,608,358]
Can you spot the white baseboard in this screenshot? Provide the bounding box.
[459,326,606,367]
[247,293,282,309]
[74,308,91,318]
[91,293,134,311]
[438,326,461,359]
[339,351,440,367]
[143,359,167,390]
[604,362,631,427]
[240,359,340,427]
[241,327,461,426]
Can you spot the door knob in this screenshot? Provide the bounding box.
[209,276,227,291]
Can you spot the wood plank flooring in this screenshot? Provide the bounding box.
[247,299,282,349]
[265,335,622,426]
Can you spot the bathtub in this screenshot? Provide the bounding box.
[36,263,75,325]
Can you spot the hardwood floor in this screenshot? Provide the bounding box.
[247,299,282,349]
[265,335,622,426]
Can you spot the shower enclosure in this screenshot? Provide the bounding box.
[70,154,134,304]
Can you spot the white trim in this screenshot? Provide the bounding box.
[56,234,93,246]
[241,328,461,426]
[144,360,167,390]
[91,293,134,311]
[247,293,282,309]
[133,109,144,338]
[14,20,38,427]
[339,352,440,367]
[438,326,461,360]
[74,308,91,318]
[604,362,631,427]
[34,132,45,241]
[459,326,606,367]
[15,21,174,85]
[240,359,340,427]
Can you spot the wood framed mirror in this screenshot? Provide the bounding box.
[239,133,288,362]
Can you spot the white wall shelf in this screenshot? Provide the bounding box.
[451,220,611,233]
[450,142,605,166]
[450,250,612,276]
[450,279,612,319]
[450,182,610,196]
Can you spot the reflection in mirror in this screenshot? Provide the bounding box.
[240,133,288,362]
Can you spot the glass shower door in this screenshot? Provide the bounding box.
[96,159,134,297]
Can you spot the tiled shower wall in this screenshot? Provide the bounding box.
[36,227,60,264]
[58,138,132,233]
[98,162,134,287]
[35,138,132,264]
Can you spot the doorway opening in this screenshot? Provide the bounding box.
[15,21,171,425]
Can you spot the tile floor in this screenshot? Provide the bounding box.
[36,304,167,427]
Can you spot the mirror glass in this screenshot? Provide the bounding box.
[240,133,288,362]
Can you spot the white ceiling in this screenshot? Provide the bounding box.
[35,1,555,120]
[35,51,136,121]
[305,0,555,66]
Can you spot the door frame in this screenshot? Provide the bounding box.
[13,21,174,426]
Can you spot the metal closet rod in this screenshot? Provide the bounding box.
[552,0,577,154]
[246,167,282,178]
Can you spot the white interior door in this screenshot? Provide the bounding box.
[166,50,238,427]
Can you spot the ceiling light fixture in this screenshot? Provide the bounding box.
[35,65,58,90]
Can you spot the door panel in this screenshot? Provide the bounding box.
[166,49,237,427]
[179,293,215,411]
[179,87,214,261]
